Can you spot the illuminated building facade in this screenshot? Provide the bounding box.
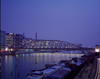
[16,34,23,46]
[6,33,24,47]
[24,38,33,48]
[6,33,16,46]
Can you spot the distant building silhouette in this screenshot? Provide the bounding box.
[0,30,6,50]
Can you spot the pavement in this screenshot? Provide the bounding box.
[74,56,97,79]
[74,64,92,79]
[94,58,100,79]
[74,56,100,79]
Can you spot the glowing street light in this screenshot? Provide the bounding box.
[95,44,100,53]
[94,44,100,56]
[95,48,99,52]
[5,46,9,51]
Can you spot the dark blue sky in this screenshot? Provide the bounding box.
[1,0,100,47]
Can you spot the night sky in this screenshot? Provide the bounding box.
[1,0,100,47]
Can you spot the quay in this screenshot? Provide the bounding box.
[74,55,100,79]
[26,48,100,79]
[26,54,91,79]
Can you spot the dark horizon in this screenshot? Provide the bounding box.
[1,0,100,47]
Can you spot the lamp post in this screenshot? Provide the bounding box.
[95,44,100,56]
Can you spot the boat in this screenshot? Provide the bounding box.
[47,67,71,79]
[26,65,63,79]
[26,56,86,79]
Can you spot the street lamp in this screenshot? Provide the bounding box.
[95,48,99,52]
[95,44,100,53]
[94,44,100,56]
[5,46,9,51]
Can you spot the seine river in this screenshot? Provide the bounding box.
[1,52,84,79]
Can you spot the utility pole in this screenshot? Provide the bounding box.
[35,33,37,40]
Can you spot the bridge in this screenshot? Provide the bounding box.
[7,40,99,79]
[8,40,94,54]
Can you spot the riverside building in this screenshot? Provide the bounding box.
[6,33,24,47]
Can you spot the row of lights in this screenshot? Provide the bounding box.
[25,47,76,48]
[5,46,13,51]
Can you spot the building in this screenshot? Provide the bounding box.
[0,30,6,50]
[6,33,24,47]
[16,34,23,46]
[6,33,16,47]
[24,38,33,48]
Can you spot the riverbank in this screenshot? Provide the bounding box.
[26,54,90,79]
[1,50,84,56]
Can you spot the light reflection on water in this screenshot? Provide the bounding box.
[1,52,84,79]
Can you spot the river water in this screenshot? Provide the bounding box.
[1,52,84,79]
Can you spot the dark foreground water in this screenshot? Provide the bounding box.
[1,52,84,79]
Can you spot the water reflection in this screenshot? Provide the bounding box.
[16,55,18,58]
[1,52,84,79]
